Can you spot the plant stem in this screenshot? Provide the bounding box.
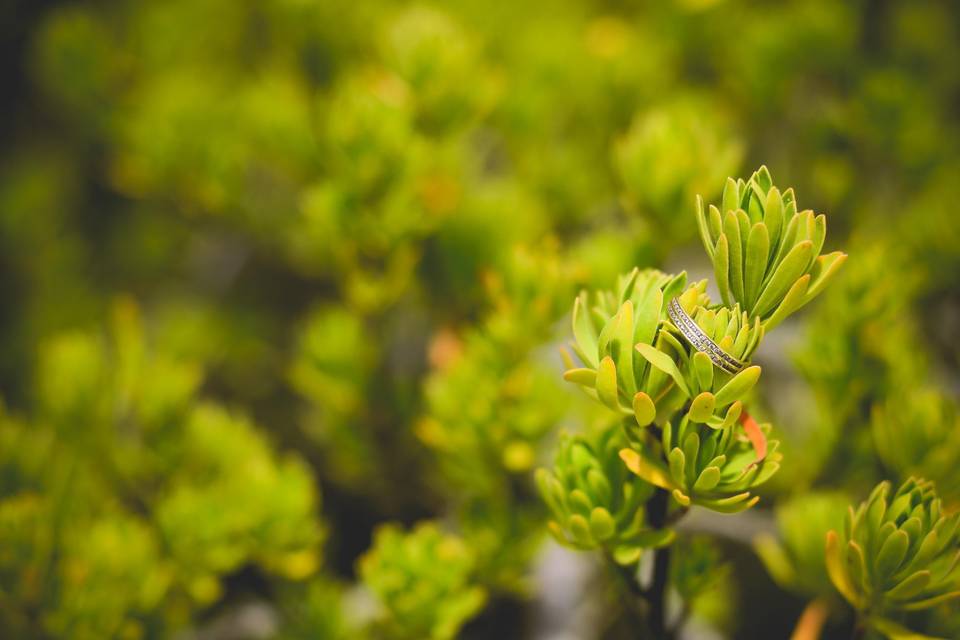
[645,487,671,638]
[603,552,647,629]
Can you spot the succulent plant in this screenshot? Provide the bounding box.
[825,478,960,622]
[536,429,673,565]
[562,268,694,426]
[620,410,781,513]
[563,270,766,433]
[560,265,776,515]
[359,521,486,640]
[696,166,847,329]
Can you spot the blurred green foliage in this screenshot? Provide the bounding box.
[0,0,958,637]
[359,521,486,640]
[0,300,322,638]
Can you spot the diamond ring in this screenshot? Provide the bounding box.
[666,298,745,374]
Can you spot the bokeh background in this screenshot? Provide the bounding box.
[1,0,958,638]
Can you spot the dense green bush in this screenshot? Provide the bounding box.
[1,0,958,638]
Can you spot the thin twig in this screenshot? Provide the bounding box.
[645,488,671,638]
[603,551,647,626]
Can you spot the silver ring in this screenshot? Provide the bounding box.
[666,298,745,374]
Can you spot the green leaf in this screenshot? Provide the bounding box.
[869,616,946,640]
[536,470,565,516]
[681,432,700,486]
[752,459,780,486]
[613,546,642,565]
[563,368,597,386]
[771,210,800,266]
[618,268,640,303]
[619,449,677,490]
[568,489,593,515]
[632,527,676,549]
[708,205,723,244]
[589,507,616,541]
[688,392,716,423]
[736,209,752,252]
[633,288,662,349]
[754,165,772,193]
[692,351,714,392]
[572,292,599,368]
[744,222,770,309]
[693,466,721,492]
[662,272,688,304]
[635,343,690,398]
[696,195,714,259]
[886,570,931,601]
[899,517,922,547]
[811,214,826,257]
[568,514,593,546]
[901,590,960,611]
[696,492,759,513]
[722,177,739,215]
[714,234,732,306]
[803,251,848,302]
[672,489,692,507]
[752,240,813,317]
[848,540,869,593]
[876,530,910,579]
[867,484,890,532]
[826,531,864,608]
[596,356,620,411]
[905,530,940,574]
[764,187,784,249]
[714,365,761,407]
[613,301,636,395]
[761,274,810,331]
[668,447,686,488]
[586,469,612,506]
[633,391,656,427]
[724,211,745,304]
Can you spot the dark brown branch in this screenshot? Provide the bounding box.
[645,487,671,638]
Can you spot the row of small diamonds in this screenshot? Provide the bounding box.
[669,304,739,374]
[666,301,730,371]
[675,303,744,373]
[667,299,744,374]
[672,301,743,373]
[666,299,717,366]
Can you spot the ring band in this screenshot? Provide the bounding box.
[667,298,745,374]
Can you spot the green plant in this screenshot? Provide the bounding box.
[5,0,960,637]
[826,478,960,638]
[0,301,323,638]
[537,429,671,565]
[541,167,845,635]
[696,166,847,330]
[359,521,487,640]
